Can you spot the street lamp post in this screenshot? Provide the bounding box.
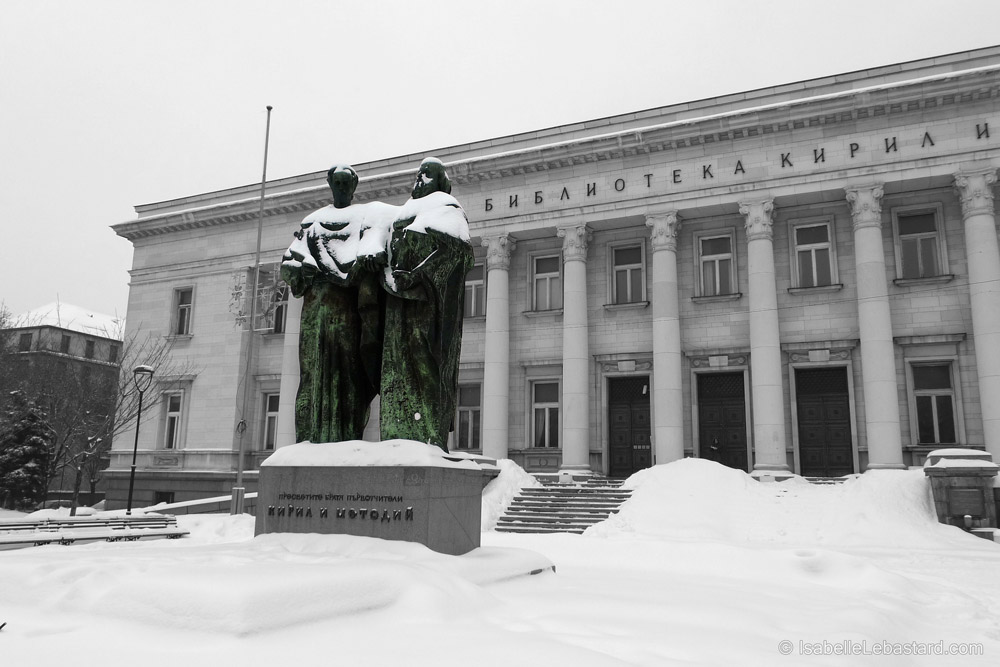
[127,365,155,515]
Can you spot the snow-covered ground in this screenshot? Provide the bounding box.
[2,459,998,666]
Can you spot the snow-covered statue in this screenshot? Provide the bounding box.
[373,158,474,450]
[280,164,396,443]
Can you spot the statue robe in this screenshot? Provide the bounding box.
[280,202,394,443]
[379,198,474,450]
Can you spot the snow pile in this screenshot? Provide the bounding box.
[175,513,255,544]
[481,459,541,531]
[24,506,98,519]
[0,527,551,637]
[587,458,962,548]
[261,439,479,470]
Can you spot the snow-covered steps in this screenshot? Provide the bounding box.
[495,482,632,534]
[804,476,854,485]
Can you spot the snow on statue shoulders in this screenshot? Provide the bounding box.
[395,190,470,241]
[287,201,398,282]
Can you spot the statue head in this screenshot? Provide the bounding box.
[411,157,452,199]
[327,164,359,208]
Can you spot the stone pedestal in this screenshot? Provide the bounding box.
[255,441,484,555]
[923,448,999,530]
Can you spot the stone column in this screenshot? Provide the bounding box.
[846,185,904,469]
[481,233,516,460]
[558,223,592,471]
[275,294,303,449]
[955,169,1000,459]
[646,212,685,464]
[740,200,791,474]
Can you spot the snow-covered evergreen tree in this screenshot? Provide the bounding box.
[0,390,53,510]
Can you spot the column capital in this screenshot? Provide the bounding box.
[646,211,682,252]
[482,233,516,271]
[845,184,884,231]
[739,199,774,242]
[954,169,998,220]
[557,223,591,262]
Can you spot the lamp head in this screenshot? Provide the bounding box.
[133,365,155,392]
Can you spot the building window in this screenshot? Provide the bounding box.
[456,384,481,450]
[464,264,485,318]
[153,491,175,505]
[18,333,32,352]
[792,221,834,287]
[60,335,71,354]
[271,283,289,334]
[254,267,288,333]
[532,255,562,311]
[174,288,193,335]
[163,391,184,449]
[84,340,95,359]
[697,232,736,296]
[893,207,947,280]
[912,364,957,444]
[109,344,120,363]
[610,244,645,304]
[531,381,560,448]
[262,393,280,450]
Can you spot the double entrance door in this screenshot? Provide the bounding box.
[795,367,854,477]
[697,372,749,471]
[608,376,651,478]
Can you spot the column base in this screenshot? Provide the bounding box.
[750,465,795,482]
[864,462,908,471]
[557,465,594,479]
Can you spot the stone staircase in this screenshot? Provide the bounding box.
[495,478,632,534]
[804,476,855,485]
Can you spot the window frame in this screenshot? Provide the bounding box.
[455,383,482,450]
[60,334,72,354]
[789,216,838,289]
[18,333,32,352]
[530,379,561,449]
[270,281,289,334]
[607,241,647,305]
[891,203,949,281]
[172,287,194,336]
[84,340,95,359]
[905,360,962,446]
[693,229,738,298]
[463,263,486,319]
[529,252,563,312]
[261,392,280,451]
[160,389,187,450]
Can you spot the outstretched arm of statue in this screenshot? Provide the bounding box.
[280,249,317,298]
[354,250,388,274]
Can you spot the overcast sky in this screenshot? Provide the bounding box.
[2,0,1000,320]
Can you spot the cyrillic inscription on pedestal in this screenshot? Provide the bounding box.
[255,441,484,556]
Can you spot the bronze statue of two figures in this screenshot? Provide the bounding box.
[280,158,474,452]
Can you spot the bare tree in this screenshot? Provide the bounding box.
[54,330,194,514]
[0,309,194,513]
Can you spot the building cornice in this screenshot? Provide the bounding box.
[113,65,1000,242]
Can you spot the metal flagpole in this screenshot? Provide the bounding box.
[232,105,273,515]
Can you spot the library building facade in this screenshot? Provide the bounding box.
[108,47,1000,505]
